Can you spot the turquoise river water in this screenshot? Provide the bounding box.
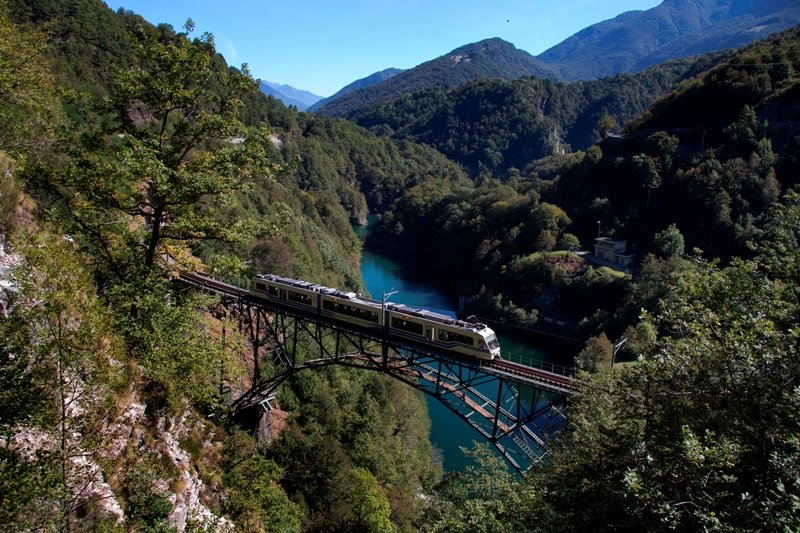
[355,224,559,471]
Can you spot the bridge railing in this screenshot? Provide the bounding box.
[501,351,576,378]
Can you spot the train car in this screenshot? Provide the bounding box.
[249,274,501,360]
[387,304,500,360]
[318,288,385,331]
[249,274,322,313]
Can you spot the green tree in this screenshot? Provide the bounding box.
[526,202,570,246]
[0,235,125,531]
[419,443,538,533]
[47,21,278,274]
[575,332,613,373]
[557,233,580,251]
[532,196,800,531]
[653,223,684,258]
[0,2,61,156]
[632,153,661,190]
[536,229,556,254]
[597,114,617,140]
[222,429,302,533]
[347,467,395,533]
[646,132,679,174]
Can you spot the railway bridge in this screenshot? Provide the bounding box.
[179,272,583,474]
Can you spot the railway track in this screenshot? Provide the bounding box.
[178,271,583,393]
[490,359,583,392]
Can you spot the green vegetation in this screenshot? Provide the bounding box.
[3,0,800,531]
[314,38,564,118]
[351,57,702,175]
[367,22,800,342]
[0,1,445,530]
[414,193,800,532]
[537,0,800,81]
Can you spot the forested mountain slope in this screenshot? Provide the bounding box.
[0,1,461,531]
[368,22,800,335]
[312,38,565,118]
[538,0,800,80]
[351,56,707,176]
[308,67,404,112]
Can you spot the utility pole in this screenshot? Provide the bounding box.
[382,289,398,325]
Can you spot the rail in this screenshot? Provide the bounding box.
[500,352,575,379]
[177,271,583,392]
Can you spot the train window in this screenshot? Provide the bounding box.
[391,317,423,335]
[264,285,278,296]
[287,290,312,305]
[438,329,474,346]
[485,335,499,350]
[255,282,267,291]
[323,300,379,323]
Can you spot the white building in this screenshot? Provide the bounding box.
[594,237,635,266]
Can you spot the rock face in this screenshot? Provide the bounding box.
[351,215,368,226]
[0,239,19,318]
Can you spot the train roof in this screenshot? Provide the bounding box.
[254,273,492,334]
[254,274,382,305]
[388,304,489,332]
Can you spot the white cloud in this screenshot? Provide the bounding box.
[215,32,238,63]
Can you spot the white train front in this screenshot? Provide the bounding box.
[249,274,501,360]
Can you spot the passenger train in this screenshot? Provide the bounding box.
[249,274,501,360]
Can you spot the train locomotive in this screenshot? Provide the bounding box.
[249,274,501,360]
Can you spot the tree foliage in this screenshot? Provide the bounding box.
[653,223,684,257]
[524,193,800,532]
[0,0,61,156]
[41,21,279,275]
[0,235,125,530]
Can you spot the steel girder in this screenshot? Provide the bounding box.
[213,295,571,475]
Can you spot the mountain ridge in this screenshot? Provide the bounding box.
[259,81,323,110]
[312,38,564,118]
[538,0,800,80]
[308,68,404,113]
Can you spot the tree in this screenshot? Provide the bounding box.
[526,203,570,246]
[0,235,125,531]
[47,22,278,275]
[653,223,684,258]
[347,467,396,533]
[531,197,800,531]
[0,2,61,156]
[646,132,679,174]
[557,233,580,251]
[574,332,613,373]
[221,429,302,533]
[536,229,556,254]
[597,115,617,140]
[631,153,661,190]
[419,443,541,533]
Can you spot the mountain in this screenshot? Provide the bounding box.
[350,56,702,176]
[259,81,323,110]
[312,38,565,118]
[261,81,323,107]
[538,0,800,80]
[308,68,404,113]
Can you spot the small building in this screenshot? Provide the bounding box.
[594,237,635,267]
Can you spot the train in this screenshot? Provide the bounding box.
[249,274,501,360]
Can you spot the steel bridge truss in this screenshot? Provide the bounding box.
[208,292,570,475]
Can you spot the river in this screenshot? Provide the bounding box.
[355,224,563,471]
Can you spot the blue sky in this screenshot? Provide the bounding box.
[115,0,663,97]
